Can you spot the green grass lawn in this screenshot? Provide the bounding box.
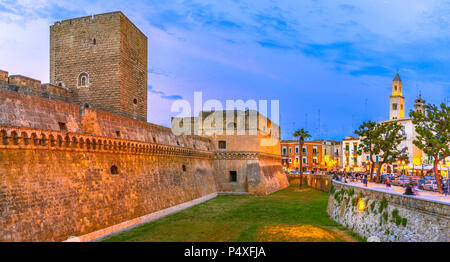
[103,185,363,242]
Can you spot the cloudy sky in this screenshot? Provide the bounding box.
[0,0,449,140]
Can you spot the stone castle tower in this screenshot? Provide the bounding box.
[50,11,148,121]
[414,93,426,113]
[389,72,405,120]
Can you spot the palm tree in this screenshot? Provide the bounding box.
[293,128,311,189]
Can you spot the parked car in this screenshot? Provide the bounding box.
[423,181,438,191]
[424,176,435,181]
[419,180,431,190]
[392,178,405,186]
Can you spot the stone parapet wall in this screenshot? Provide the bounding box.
[327,181,449,242]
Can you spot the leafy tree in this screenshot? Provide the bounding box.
[372,122,409,183]
[354,121,380,180]
[410,103,450,193]
[293,128,311,190]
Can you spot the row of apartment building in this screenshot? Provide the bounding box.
[281,139,341,172]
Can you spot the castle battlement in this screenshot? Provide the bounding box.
[0,71,70,102]
[0,125,213,159]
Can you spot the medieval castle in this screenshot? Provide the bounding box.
[0,11,288,242]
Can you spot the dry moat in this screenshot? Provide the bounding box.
[103,185,362,242]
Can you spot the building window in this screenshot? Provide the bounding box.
[376,155,379,162]
[289,158,292,163]
[93,38,96,45]
[78,72,89,88]
[302,147,306,153]
[313,147,317,153]
[353,144,357,151]
[116,131,121,137]
[58,122,67,131]
[394,85,397,91]
[182,164,186,172]
[392,103,398,110]
[313,158,317,164]
[133,98,137,105]
[295,157,299,163]
[295,146,299,153]
[282,147,287,155]
[218,140,226,149]
[289,148,292,153]
[303,157,306,164]
[354,157,357,165]
[229,171,237,182]
[345,144,349,151]
[110,165,119,175]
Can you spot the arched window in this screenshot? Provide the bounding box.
[78,72,89,88]
[133,98,137,105]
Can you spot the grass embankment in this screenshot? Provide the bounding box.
[103,185,363,242]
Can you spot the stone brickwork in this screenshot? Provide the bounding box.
[0,89,80,132]
[328,181,449,242]
[213,152,289,195]
[0,70,8,83]
[50,11,147,121]
[0,125,216,242]
[173,110,287,195]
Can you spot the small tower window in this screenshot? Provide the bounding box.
[133,98,137,105]
[218,140,226,149]
[58,122,67,131]
[93,38,96,45]
[78,72,89,88]
[110,165,119,175]
[229,171,237,182]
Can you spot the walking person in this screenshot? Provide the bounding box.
[363,174,368,187]
[443,180,448,196]
[385,178,391,192]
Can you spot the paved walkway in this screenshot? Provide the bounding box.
[345,181,450,204]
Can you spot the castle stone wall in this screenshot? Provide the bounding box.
[0,126,216,242]
[0,89,81,132]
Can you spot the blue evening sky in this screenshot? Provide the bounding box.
[0,0,449,140]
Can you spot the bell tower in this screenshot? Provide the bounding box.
[389,72,405,120]
[414,93,426,114]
